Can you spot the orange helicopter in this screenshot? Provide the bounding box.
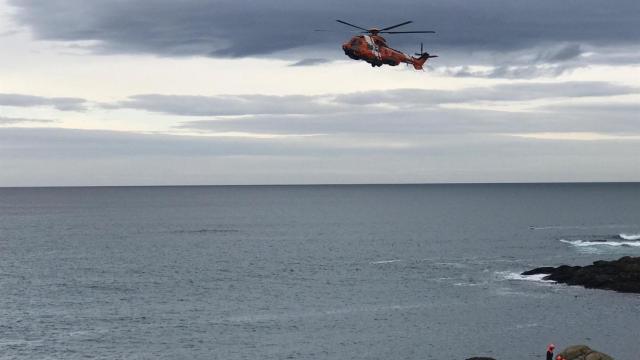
[336,20,437,70]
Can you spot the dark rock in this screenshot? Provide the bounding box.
[558,344,613,360]
[523,256,640,293]
[522,266,556,275]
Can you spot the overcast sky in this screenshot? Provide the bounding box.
[1,0,639,186]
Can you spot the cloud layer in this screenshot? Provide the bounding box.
[96,81,640,137]
[0,93,87,111]
[107,81,638,116]
[0,116,55,125]
[10,0,640,58]
[2,126,638,186]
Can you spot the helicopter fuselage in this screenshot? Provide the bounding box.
[335,20,436,70]
[342,35,428,69]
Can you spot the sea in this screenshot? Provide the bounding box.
[1,184,639,360]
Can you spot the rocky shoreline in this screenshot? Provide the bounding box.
[523,256,640,293]
[466,344,614,360]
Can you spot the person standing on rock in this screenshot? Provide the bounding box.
[546,344,555,360]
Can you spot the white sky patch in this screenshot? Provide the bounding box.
[170,130,326,139]
[504,132,640,141]
[441,93,640,113]
[559,64,640,87]
[440,101,539,113]
[0,105,58,121]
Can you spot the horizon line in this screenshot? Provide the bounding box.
[1,181,639,189]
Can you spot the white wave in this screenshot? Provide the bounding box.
[514,323,541,329]
[619,233,640,241]
[370,259,402,264]
[453,282,485,287]
[530,224,635,230]
[498,271,556,283]
[530,225,584,230]
[560,239,640,247]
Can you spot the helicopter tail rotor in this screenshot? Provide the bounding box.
[414,42,438,58]
[412,43,438,70]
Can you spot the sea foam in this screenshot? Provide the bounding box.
[498,271,556,283]
[560,239,640,247]
[370,259,402,264]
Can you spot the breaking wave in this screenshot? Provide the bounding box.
[497,271,556,283]
[560,239,640,247]
[370,259,402,264]
[619,233,640,241]
[530,224,635,230]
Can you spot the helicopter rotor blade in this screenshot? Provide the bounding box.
[380,21,413,31]
[336,20,368,31]
[380,31,436,34]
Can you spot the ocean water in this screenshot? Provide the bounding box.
[1,184,639,360]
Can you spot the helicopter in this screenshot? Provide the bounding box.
[336,20,437,70]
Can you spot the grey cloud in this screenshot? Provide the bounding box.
[543,102,640,114]
[3,127,638,186]
[108,94,344,116]
[109,81,640,137]
[0,29,20,37]
[176,110,530,135]
[333,82,638,106]
[0,93,87,111]
[444,64,570,79]
[438,43,640,79]
[0,127,432,159]
[91,81,640,143]
[442,43,585,78]
[107,81,638,118]
[595,49,640,65]
[289,58,333,67]
[537,102,640,132]
[177,101,640,137]
[0,116,56,124]
[537,44,584,62]
[0,127,297,158]
[9,0,640,59]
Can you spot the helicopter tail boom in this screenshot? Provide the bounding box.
[410,43,437,70]
[411,52,438,70]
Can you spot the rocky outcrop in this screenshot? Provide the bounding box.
[464,345,613,360]
[557,345,613,360]
[523,256,640,293]
[464,344,615,360]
